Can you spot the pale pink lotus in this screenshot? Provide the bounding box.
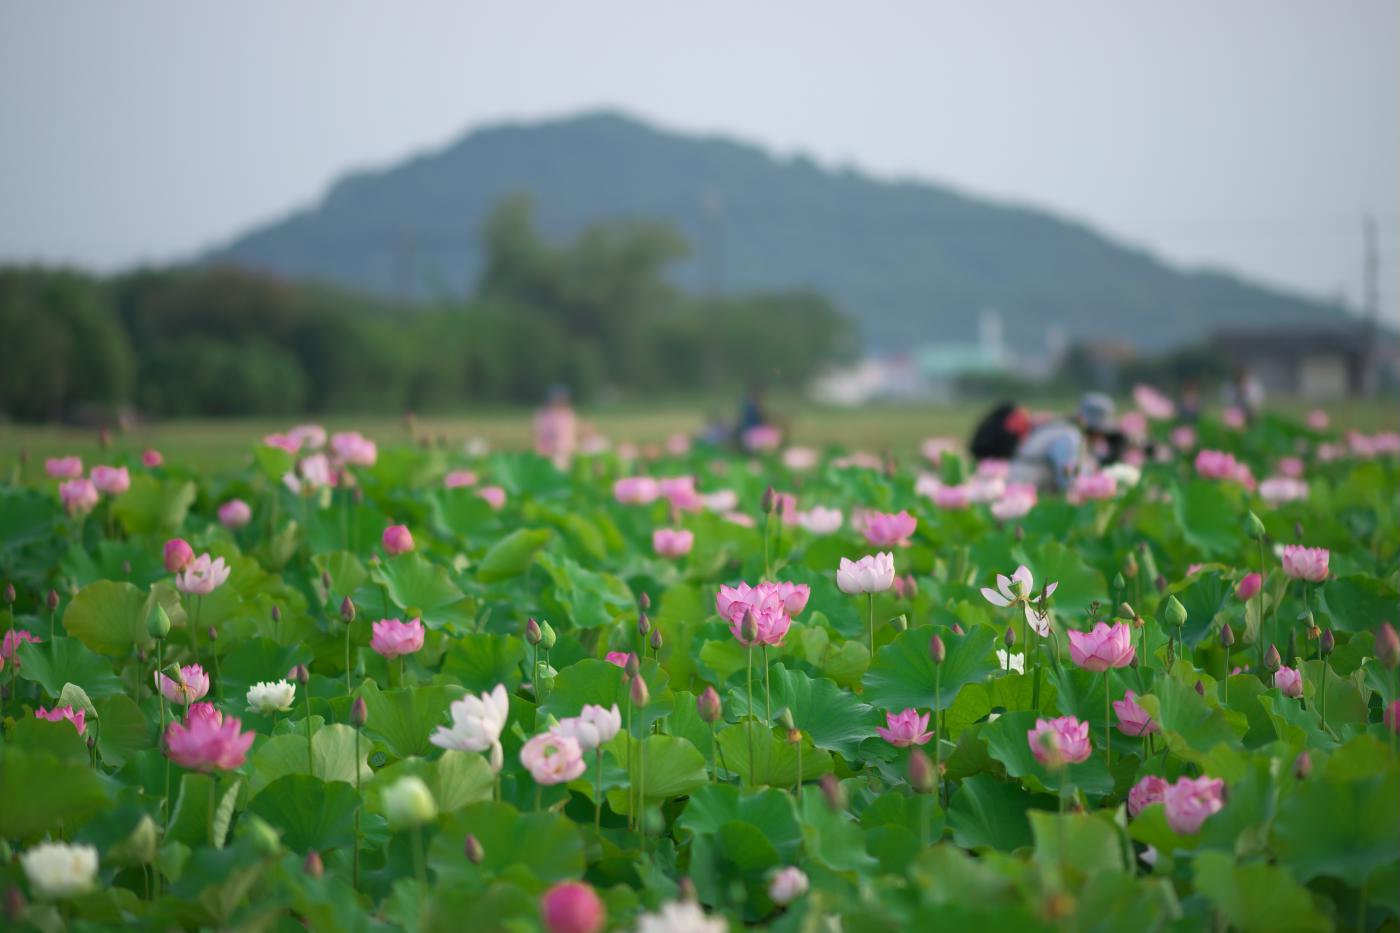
[262,433,301,454]
[1195,449,1241,481]
[1068,621,1136,671]
[1028,716,1091,766]
[1163,775,1225,834]
[45,456,83,479]
[836,553,896,595]
[176,554,231,596]
[741,424,782,452]
[218,499,252,528]
[1113,690,1157,736]
[59,478,99,515]
[1170,425,1197,451]
[443,470,478,489]
[862,510,917,547]
[382,524,414,555]
[652,528,694,558]
[794,506,843,535]
[1306,409,1330,431]
[330,431,378,467]
[477,486,507,510]
[371,618,424,659]
[1280,545,1329,582]
[1277,456,1305,478]
[1128,774,1168,817]
[699,489,740,512]
[90,465,130,495]
[156,664,211,705]
[782,447,819,471]
[164,702,254,771]
[1067,471,1116,504]
[520,732,587,785]
[283,453,334,495]
[1274,665,1303,698]
[875,708,932,747]
[921,437,960,463]
[659,476,703,512]
[1223,407,1247,429]
[932,484,972,510]
[1259,476,1307,504]
[1119,411,1148,439]
[35,705,86,736]
[990,484,1038,520]
[1133,384,1176,420]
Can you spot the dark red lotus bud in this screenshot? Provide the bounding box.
[649,628,663,652]
[1319,629,1334,658]
[638,592,651,611]
[291,664,309,684]
[340,596,356,624]
[46,589,59,612]
[2,583,13,604]
[1220,622,1235,647]
[1264,644,1281,672]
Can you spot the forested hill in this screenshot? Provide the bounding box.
[215,111,1348,350]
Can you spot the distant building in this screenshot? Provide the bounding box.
[1212,324,1396,400]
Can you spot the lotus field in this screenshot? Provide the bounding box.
[2,409,1399,932]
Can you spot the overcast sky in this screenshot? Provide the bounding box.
[2,1,1396,317]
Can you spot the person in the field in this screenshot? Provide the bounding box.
[533,384,577,466]
[969,401,1033,463]
[1008,393,1117,493]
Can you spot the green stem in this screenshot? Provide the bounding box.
[1319,663,1328,732]
[1104,670,1112,771]
[190,595,201,670]
[207,778,216,848]
[708,720,717,782]
[625,697,634,829]
[762,645,771,723]
[594,747,602,834]
[345,624,353,695]
[1257,538,1268,677]
[934,664,943,806]
[638,731,647,853]
[353,725,361,891]
[535,783,543,812]
[304,686,314,773]
[868,593,875,656]
[411,826,427,892]
[746,644,756,787]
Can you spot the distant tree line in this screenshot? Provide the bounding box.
[0,197,856,422]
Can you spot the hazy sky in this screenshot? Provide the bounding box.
[2,1,1396,317]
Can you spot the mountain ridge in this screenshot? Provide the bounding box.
[213,110,1350,351]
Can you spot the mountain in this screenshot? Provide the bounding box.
[214,111,1350,351]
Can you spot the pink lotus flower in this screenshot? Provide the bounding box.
[288,424,327,450]
[283,453,334,495]
[443,470,478,488]
[782,446,819,471]
[742,424,782,452]
[699,489,739,512]
[141,448,164,468]
[1163,775,1225,834]
[613,476,661,505]
[717,581,810,620]
[1277,456,1305,478]
[1170,426,1197,450]
[90,465,130,495]
[176,554,231,596]
[382,524,414,556]
[1119,411,1148,439]
[164,538,195,573]
[605,651,635,669]
[990,484,1037,521]
[540,881,606,933]
[1028,716,1092,766]
[794,506,843,535]
[1304,408,1330,431]
[977,459,1011,480]
[59,478,99,515]
[1,629,41,666]
[45,456,83,479]
[1236,573,1262,601]
[35,705,86,736]
[876,708,932,747]
[1274,665,1303,698]
[666,432,692,457]
[723,511,756,528]
[330,431,377,467]
[164,702,254,771]
[862,510,916,547]
[477,486,507,510]
[719,589,793,648]
[1280,545,1329,582]
[371,618,424,659]
[218,499,252,528]
[1128,774,1169,817]
[1195,449,1240,481]
[1113,690,1158,736]
[1259,476,1307,504]
[1385,698,1400,734]
[652,528,694,558]
[1223,407,1246,429]
[155,664,210,705]
[520,732,586,785]
[891,574,918,599]
[836,553,896,595]
[263,433,301,454]
[932,484,971,510]
[1067,472,1116,504]
[921,437,959,463]
[659,476,702,512]
[1133,384,1176,420]
[1068,621,1136,671]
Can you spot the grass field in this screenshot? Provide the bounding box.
[2,399,1396,473]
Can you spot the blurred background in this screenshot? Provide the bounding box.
[1,1,1396,458]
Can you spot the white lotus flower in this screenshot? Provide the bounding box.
[21,842,98,899]
[997,650,1026,674]
[431,683,510,765]
[246,679,296,714]
[553,703,622,752]
[836,553,896,595]
[635,899,729,933]
[981,565,1058,637]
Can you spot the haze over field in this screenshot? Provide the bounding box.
[1,1,1396,326]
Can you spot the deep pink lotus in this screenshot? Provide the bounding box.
[35,705,86,736]
[652,528,694,558]
[613,476,661,505]
[155,664,210,705]
[90,465,130,495]
[1028,716,1091,766]
[1128,774,1168,817]
[218,499,252,528]
[540,881,606,933]
[1235,573,1262,601]
[862,510,917,547]
[1113,690,1157,736]
[371,618,425,659]
[1068,622,1136,671]
[45,456,84,479]
[876,708,932,747]
[164,538,195,573]
[382,524,414,556]
[164,702,254,772]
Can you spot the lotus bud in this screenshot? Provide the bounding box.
[1112,572,1126,594]
[1123,551,1139,578]
[929,634,946,665]
[207,626,218,643]
[1293,521,1304,541]
[539,621,557,650]
[676,877,697,903]
[908,749,935,793]
[1376,623,1400,669]
[820,773,846,811]
[1220,622,1235,648]
[291,664,310,685]
[303,850,324,879]
[761,485,777,513]
[697,686,722,723]
[271,605,282,623]
[1293,751,1312,780]
[340,596,355,624]
[350,696,368,728]
[464,834,485,864]
[147,603,171,640]
[624,654,641,679]
[638,592,651,610]
[2,582,13,604]
[1245,511,1267,539]
[321,570,333,593]
[525,618,542,646]
[629,674,650,709]
[1154,574,1168,593]
[740,609,759,644]
[637,613,651,637]
[1195,681,1205,696]
[1163,595,1188,628]
[1319,629,1334,657]
[1264,643,1281,672]
[46,589,59,612]
[649,628,663,652]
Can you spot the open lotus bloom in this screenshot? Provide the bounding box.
[1068,621,1136,671]
[176,554,231,595]
[164,702,254,772]
[1280,545,1329,582]
[431,683,511,759]
[981,566,1058,636]
[875,708,932,747]
[1163,775,1225,834]
[861,510,917,547]
[552,703,621,751]
[520,731,587,784]
[1027,715,1091,766]
[836,553,896,594]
